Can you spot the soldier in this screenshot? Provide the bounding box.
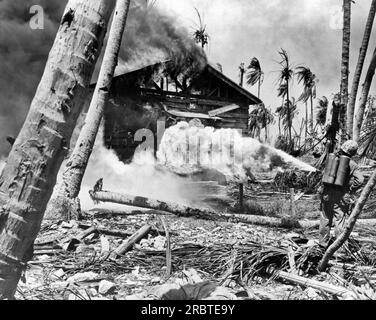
[319,140,364,249]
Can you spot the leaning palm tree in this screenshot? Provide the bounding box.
[193,8,209,49]
[339,0,352,141]
[347,0,376,138]
[0,0,115,300]
[296,66,317,136]
[357,96,376,158]
[45,0,131,221]
[246,57,264,98]
[353,47,376,142]
[276,49,294,147]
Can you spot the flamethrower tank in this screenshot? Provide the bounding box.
[327,155,340,184]
[322,154,351,187]
[334,155,351,187]
[322,153,336,184]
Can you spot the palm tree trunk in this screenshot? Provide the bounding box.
[0,0,114,299]
[318,166,376,271]
[265,125,268,143]
[45,0,131,221]
[347,0,376,139]
[339,0,352,141]
[353,47,376,142]
[258,78,261,98]
[305,101,308,143]
[310,94,314,136]
[286,84,292,147]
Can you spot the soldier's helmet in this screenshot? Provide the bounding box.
[340,140,359,157]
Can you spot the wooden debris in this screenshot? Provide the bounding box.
[159,217,172,278]
[87,208,171,218]
[112,224,152,258]
[276,271,355,298]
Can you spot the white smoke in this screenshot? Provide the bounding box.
[79,129,193,211]
[157,121,316,181]
[79,122,315,211]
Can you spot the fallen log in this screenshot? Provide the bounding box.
[112,224,152,258]
[89,190,376,229]
[87,208,171,218]
[89,190,220,221]
[277,271,356,298]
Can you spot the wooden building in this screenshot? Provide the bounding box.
[100,61,263,161]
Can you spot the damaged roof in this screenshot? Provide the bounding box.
[94,60,262,106]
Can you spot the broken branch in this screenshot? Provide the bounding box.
[112,224,152,258]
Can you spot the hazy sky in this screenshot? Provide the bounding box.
[156,0,376,136]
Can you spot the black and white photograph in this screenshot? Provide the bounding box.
[0,0,376,305]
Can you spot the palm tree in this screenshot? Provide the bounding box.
[246,57,264,98]
[316,96,329,129]
[339,0,352,141]
[0,0,114,299]
[296,66,317,137]
[193,8,209,49]
[357,96,376,158]
[260,106,274,142]
[248,104,274,142]
[275,98,298,138]
[347,0,376,138]
[353,47,376,142]
[45,0,131,221]
[276,49,294,147]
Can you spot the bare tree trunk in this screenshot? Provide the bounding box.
[305,101,308,147]
[339,0,352,140]
[287,87,292,148]
[353,47,376,142]
[45,0,131,221]
[310,94,314,136]
[0,0,114,299]
[318,167,376,272]
[348,0,376,139]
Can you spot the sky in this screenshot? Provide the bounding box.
[155,0,376,138]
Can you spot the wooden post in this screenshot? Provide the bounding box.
[239,183,244,211]
[290,188,296,217]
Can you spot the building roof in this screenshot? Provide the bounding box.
[93,60,262,105]
[205,64,262,105]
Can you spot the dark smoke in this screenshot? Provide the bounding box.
[0,0,207,158]
[0,0,66,157]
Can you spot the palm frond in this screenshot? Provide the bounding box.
[277,82,288,98]
[246,57,263,86]
[193,7,209,48]
[316,96,329,125]
[277,49,294,83]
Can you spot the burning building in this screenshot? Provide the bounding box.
[93,60,262,162]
